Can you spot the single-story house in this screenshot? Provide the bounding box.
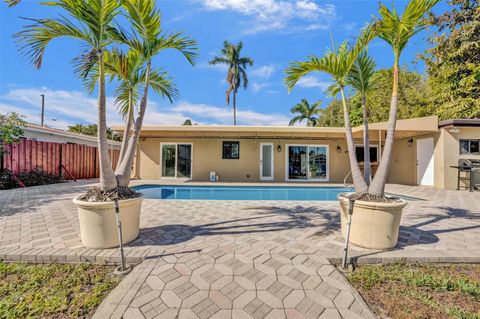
[113,116,480,190]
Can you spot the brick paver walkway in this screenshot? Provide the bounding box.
[1,181,479,318]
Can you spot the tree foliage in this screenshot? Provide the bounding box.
[317,99,345,127]
[423,0,480,119]
[0,112,26,155]
[289,99,322,126]
[68,124,121,141]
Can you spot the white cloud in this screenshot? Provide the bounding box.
[252,82,269,93]
[199,0,337,34]
[1,87,290,128]
[296,76,330,90]
[251,65,275,79]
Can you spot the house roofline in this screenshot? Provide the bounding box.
[438,119,480,128]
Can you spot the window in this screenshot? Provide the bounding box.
[286,145,328,181]
[355,145,378,162]
[460,139,480,154]
[222,141,240,159]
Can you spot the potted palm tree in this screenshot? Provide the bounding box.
[16,0,197,248]
[285,0,439,249]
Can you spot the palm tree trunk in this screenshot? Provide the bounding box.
[115,62,151,187]
[116,90,133,170]
[362,95,371,185]
[97,51,117,191]
[233,90,237,126]
[368,60,400,196]
[340,88,368,193]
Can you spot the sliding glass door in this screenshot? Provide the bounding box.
[287,145,328,181]
[161,143,192,179]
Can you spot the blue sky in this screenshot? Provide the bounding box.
[0,0,447,128]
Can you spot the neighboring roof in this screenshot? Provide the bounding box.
[112,116,439,140]
[438,119,480,128]
[22,123,122,145]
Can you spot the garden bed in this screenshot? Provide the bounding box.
[346,263,480,319]
[0,261,120,318]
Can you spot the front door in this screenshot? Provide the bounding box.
[416,138,434,186]
[161,143,192,179]
[260,143,274,180]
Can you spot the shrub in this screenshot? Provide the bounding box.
[0,170,17,190]
[0,169,64,190]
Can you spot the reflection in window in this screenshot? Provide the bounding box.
[460,139,480,154]
[222,141,240,159]
[288,145,327,180]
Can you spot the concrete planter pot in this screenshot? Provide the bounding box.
[73,196,143,249]
[339,193,407,250]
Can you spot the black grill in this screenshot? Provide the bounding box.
[454,159,480,191]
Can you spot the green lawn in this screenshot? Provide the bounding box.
[0,261,120,318]
[347,263,480,319]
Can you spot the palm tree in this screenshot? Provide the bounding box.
[16,0,121,191]
[289,99,322,127]
[113,0,197,190]
[209,41,253,126]
[368,0,440,196]
[347,51,378,184]
[285,25,377,194]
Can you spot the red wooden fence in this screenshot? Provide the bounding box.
[2,138,120,180]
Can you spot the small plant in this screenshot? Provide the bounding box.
[0,169,64,190]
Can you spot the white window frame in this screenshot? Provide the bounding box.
[354,144,379,162]
[285,144,329,182]
[259,142,274,181]
[160,142,193,180]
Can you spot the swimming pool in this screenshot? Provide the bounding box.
[132,185,353,201]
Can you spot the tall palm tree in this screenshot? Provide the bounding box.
[285,25,377,193]
[209,41,253,126]
[347,51,378,184]
[289,99,322,127]
[113,0,197,189]
[368,0,440,196]
[15,0,121,191]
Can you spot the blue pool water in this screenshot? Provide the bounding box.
[132,185,353,201]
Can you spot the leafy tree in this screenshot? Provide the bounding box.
[67,124,121,141]
[0,112,26,155]
[183,119,192,125]
[209,41,254,126]
[316,99,345,127]
[423,0,480,120]
[349,68,431,126]
[289,99,322,127]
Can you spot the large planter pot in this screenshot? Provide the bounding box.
[339,193,407,250]
[73,196,143,249]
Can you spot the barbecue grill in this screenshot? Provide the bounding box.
[451,159,480,191]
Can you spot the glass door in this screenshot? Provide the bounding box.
[161,143,192,179]
[287,145,328,181]
[260,143,274,180]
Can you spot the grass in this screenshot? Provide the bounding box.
[346,263,480,319]
[0,261,120,319]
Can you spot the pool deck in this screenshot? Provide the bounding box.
[1,180,479,318]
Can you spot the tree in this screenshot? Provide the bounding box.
[349,69,431,126]
[67,124,121,141]
[317,99,345,127]
[285,25,377,193]
[16,0,122,191]
[183,119,192,125]
[0,112,25,155]
[112,0,197,190]
[423,0,480,120]
[289,99,322,127]
[209,41,253,126]
[368,0,440,196]
[346,51,378,184]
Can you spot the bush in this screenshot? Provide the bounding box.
[0,169,64,190]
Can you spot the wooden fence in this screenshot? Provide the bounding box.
[1,138,120,180]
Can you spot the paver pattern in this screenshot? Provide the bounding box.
[1,180,479,318]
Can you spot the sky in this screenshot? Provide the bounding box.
[0,0,448,129]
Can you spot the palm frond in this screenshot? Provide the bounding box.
[148,68,179,103]
[151,31,198,65]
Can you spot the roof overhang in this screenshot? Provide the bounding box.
[438,119,480,128]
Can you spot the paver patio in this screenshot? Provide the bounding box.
[0,180,479,318]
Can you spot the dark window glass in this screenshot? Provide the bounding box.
[460,140,470,154]
[222,141,240,159]
[355,146,378,162]
[471,140,480,154]
[460,139,480,154]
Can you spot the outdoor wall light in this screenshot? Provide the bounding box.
[277,145,282,152]
[407,138,414,147]
[336,145,342,153]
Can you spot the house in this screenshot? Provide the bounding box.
[21,123,121,149]
[112,116,480,190]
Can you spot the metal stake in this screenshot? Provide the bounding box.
[342,198,355,269]
[40,94,45,126]
[114,199,126,271]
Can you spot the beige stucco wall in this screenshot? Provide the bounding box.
[136,137,419,185]
[434,127,480,190]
